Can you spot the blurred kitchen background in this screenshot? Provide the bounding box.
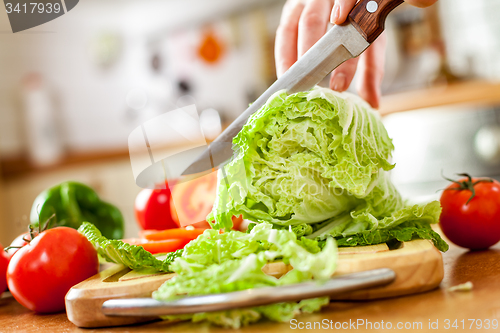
[1,0,500,244]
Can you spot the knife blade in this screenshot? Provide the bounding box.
[102,268,395,317]
[182,0,404,175]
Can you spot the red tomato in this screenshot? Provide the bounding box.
[6,232,30,259]
[135,186,178,230]
[440,174,500,250]
[169,172,243,230]
[7,227,98,313]
[170,172,217,228]
[170,200,211,229]
[0,245,9,293]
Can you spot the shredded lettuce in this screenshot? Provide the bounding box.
[153,223,336,328]
[208,87,446,251]
[334,222,448,252]
[163,298,329,329]
[78,222,181,273]
[268,203,448,252]
[305,201,443,240]
[161,297,328,329]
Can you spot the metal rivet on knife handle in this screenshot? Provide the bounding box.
[349,0,404,43]
[366,1,379,13]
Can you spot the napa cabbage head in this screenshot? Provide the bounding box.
[208,87,440,238]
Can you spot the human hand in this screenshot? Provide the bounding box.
[275,0,438,109]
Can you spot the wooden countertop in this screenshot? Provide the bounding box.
[1,240,499,333]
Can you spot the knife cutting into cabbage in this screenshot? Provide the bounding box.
[182,0,404,176]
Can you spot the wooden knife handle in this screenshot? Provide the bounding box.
[348,0,404,43]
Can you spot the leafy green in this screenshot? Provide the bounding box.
[208,87,446,251]
[153,223,336,328]
[160,297,328,329]
[209,87,397,230]
[162,298,329,329]
[305,201,442,240]
[270,202,447,252]
[78,222,180,273]
[334,222,449,252]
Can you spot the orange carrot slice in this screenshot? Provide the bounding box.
[121,238,190,254]
[144,228,205,241]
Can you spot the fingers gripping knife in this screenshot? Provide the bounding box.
[182,0,404,176]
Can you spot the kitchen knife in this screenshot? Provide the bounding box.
[182,0,404,175]
[101,268,395,316]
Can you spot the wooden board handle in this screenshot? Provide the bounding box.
[348,0,404,43]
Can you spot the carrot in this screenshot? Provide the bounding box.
[139,239,189,254]
[138,229,163,239]
[144,228,205,241]
[121,238,189,254]
[121,238,145,246]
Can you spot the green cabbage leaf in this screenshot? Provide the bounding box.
[153,223,336,328]
[78,222,181,273]
[334,220,449,252]
[208,87,446,251]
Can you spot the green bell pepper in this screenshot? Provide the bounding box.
[30,181,124,239]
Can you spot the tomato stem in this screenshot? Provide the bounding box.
[28,224,36,242]
[3,214,57,253]
[4,246,23,252]
[40,213,55,234]
[442,172,494,205]
[27,213,56,241]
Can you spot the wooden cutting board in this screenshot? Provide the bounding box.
[65,239,443,328]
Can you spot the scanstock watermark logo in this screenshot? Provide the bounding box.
[4,0,79,32]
